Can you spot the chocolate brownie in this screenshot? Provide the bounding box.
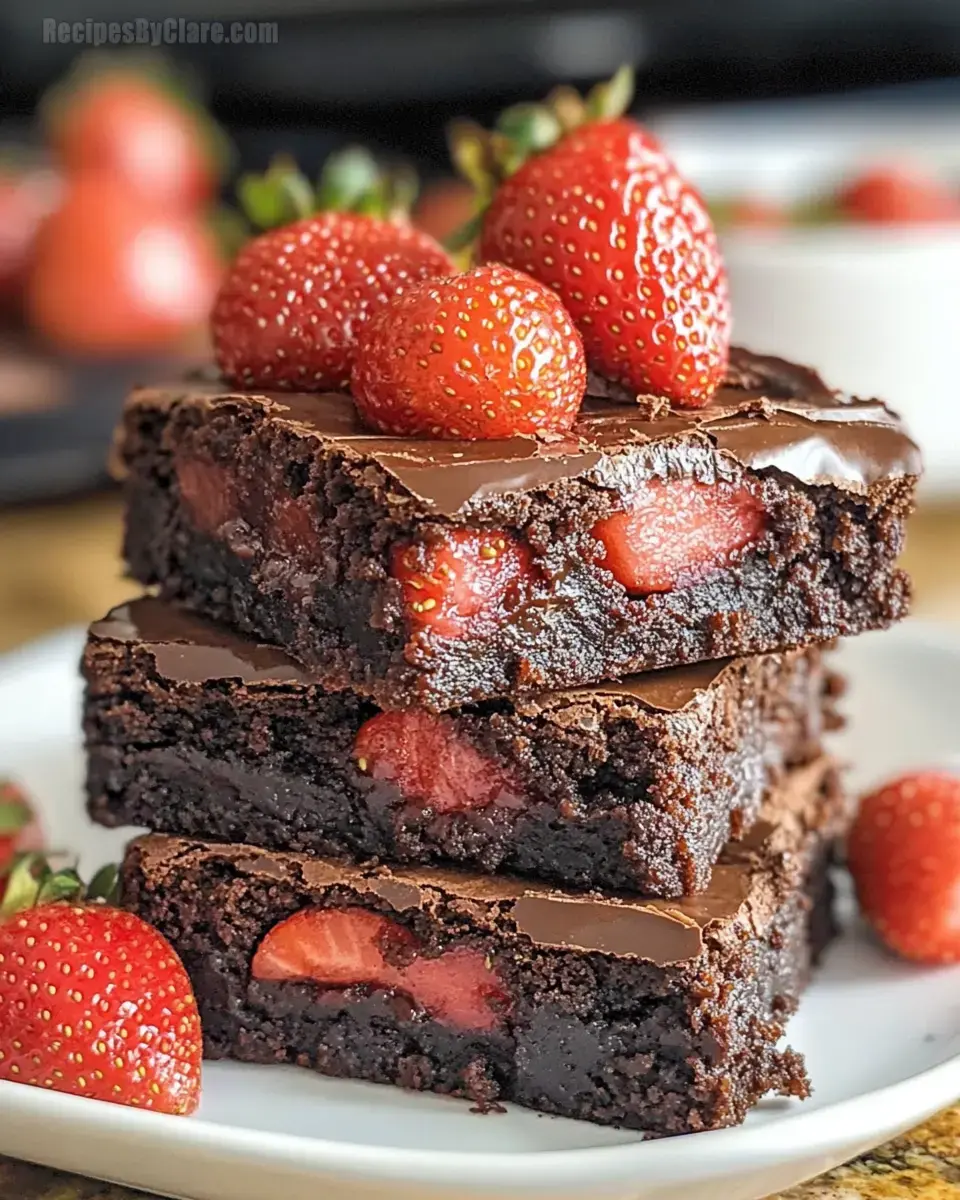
[120,756,844,1136]
[113,347,919,710]
[84,597,840,896]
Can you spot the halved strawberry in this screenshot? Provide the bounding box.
[252,907,510,1031]
[392,530,532,638]
[252,907,410,988]
[404,947,509,1032]
[355,711,524,813]
[270,492,317,558]
[175,455,238,536]
[592,478,765,594]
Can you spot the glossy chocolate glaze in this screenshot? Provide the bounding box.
[92,596,741,713]
[92,598,310,686]
[125,347,921,519]
[131,754,837,966]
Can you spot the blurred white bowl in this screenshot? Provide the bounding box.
[723,224,960,498]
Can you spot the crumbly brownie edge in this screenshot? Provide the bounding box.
[84,619,836,895]
[119,848,832,1135]
[119,766,843,1134]
[119,393,914,709]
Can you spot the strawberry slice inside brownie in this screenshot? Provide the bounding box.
[252,906,509,1031]
[593,478,766,594]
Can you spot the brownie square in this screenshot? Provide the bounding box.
[85,597,840,896]
[120,756,844,1136]
[113,348,918,710]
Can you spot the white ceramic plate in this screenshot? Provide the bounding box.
[0,622,958,1200]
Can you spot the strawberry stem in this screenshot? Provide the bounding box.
[442,211,484,254]
[238,156,316,230]
[446,64,636,254]
[235,148,422,235]
[316,146,382,213]
[87,862,121,904]
[584,65,635,122]
[0,853,119,920]
[494,103,563,160]
[209,203,251,262]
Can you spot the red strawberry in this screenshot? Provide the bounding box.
[212,212,452,393]
[270,492,317,558]
[838,166,960,225]
[46,69,219,210]
[392,530,532,639]
[472,81,729,407]
[252,906,508,1031]
[351,263,586,438]
[402,948,508,1032]
[175,454,238,536]
[252,907,409,989]
[848,772,960,965]
[176,454,318,555]
[593,478,765,594]
[27,173,221,355]
[355,711,524,813]
[0,861,201,1113]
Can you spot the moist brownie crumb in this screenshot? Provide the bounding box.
[85,597,840,896]
[121,756,845,1135]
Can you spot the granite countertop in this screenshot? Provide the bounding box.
[1,1106,958,1199]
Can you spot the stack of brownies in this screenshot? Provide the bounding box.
[81,346,920,1135]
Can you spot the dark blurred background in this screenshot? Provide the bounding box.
[6,0,960,105]
[7,0,960,168]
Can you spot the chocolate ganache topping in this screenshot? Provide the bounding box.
[93,597,747,714]
[125,346,921,521]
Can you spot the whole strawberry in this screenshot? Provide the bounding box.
[351,263,585,438]
[27,172,221,355]
[44,63,223,210]
[213,152,453,392]
[0,856,201,1114]
[848,771,960,965]
[454,68,729,408]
